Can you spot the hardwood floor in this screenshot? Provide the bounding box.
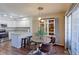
[0,40,69,55]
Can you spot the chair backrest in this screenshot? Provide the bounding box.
[50,37,55,44]
[27,36,32,44]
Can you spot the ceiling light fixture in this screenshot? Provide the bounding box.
[38,17,41,20]
[41,19,44,22]
[22,18,27,20]
[3,14,7,17]
[10,16,13,18]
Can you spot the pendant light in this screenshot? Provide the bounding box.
[38,7,44,21]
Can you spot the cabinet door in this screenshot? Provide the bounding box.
[7,21,16,27]
[11,34,21,48]
[15,20,30,27]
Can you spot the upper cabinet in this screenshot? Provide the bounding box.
[0,18,32,27]
[49,19,55,35]
[14,20,31,27]
[39,18,55,36]
[7,21,16,27]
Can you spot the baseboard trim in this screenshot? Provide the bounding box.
[54,43,64,47]
[53,44,64,47]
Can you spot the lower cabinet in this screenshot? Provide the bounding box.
[11,33,22,48]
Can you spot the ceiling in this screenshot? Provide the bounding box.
[0,3,71,17]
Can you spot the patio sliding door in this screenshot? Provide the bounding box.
[65,4,79,55]
[71,7,79,54]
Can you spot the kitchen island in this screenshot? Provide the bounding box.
[11,31,32,48]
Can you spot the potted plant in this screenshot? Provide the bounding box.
[35,27,47,41]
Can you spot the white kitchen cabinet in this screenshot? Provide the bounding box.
[0,17,32,27]
[15,20,30,27]
[7,21,16,27]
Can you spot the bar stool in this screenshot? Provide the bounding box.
[27,36,32,49]
[21,38,27,48]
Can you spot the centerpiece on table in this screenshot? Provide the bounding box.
[35,27,47,43]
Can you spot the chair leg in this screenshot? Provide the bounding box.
[21,39,23,48]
